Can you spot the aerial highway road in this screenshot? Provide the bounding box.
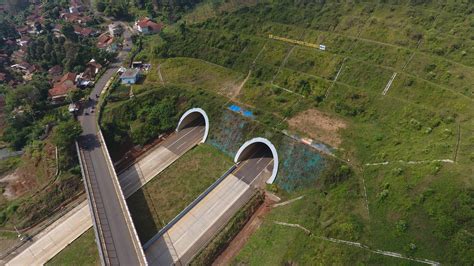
[6,102,207,266]
[145,144,274,265]
[75,24,147,265]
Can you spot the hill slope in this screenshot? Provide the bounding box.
[133,1,473,264]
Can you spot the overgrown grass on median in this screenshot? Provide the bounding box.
[127,143,234,243]
[46,228,99,266]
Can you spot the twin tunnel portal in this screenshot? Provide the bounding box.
[176,108,278,185]
[127,108,278,265]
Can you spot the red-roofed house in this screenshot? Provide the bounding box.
[135,18,163,35]
[16,26,29,35]
[48,65,63,81]
[77,59,102,86]
[69,0,84,13]
[48,72,77,103]
[97,33,116,52]
[11,61,37,80]
[60,12,91,24]
[73,25,93,37]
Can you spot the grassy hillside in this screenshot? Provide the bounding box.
[133,1,473,264]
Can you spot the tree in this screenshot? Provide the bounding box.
[146,2,155,17]
[0,19,19,41]
[67,89,83,103]
[178,22,187,36]
[96,0,106,12]
[298,79,311,96]
[5,0,29,13]
[52,120,82,170]
[52,120,82,148]
[61,23,77,41]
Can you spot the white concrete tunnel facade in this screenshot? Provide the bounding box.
[176,108,209,143]
[234,137,279,184]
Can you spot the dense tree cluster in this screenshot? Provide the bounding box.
[0,18,19,54]
[4,0,29,13]
[96,0,203,22]
[96,0,131,20]
[2,75,51,149]
[102,89,179,147]
[26,28,113,72]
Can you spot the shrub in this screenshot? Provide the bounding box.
[378,189,389,201]
[396,219,408,233]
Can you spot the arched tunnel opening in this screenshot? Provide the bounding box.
[234,138,279,185]
[176,108,209,143]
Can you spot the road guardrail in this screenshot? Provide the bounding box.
[75,141,108,265]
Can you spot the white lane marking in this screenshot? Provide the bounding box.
[175,128,204,151]
[168,126,201,149]
[249,159,274,186]
[233,148,261,176]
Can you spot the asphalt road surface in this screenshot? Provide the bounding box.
[76,27,145,265]
[163,120,206,155]
[233,145,274,185]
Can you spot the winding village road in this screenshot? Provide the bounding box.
[73,21,149,264]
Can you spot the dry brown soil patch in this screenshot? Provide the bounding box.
[0,142,56,200]
[288,109,347,147]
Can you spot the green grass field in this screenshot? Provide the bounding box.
[46,229,99,266]
[159,57,245,98]
[49,1,472,264]
[127,143,233,243]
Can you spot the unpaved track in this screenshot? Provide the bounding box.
[212,194,276,265]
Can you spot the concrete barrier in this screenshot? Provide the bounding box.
[75,141,108,265]
[176,108,210,143]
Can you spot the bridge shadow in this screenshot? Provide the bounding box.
[77,134,101,151]
[119,165,160,244]
[120,165,175,263]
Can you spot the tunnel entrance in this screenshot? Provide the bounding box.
[234,137,278,184]
[176,108,209,143]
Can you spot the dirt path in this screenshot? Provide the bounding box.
[272,221,440,265]
[231,70,251,100]
[212,194,277,265]
[157,64,165,85]
[271,45,295,83]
